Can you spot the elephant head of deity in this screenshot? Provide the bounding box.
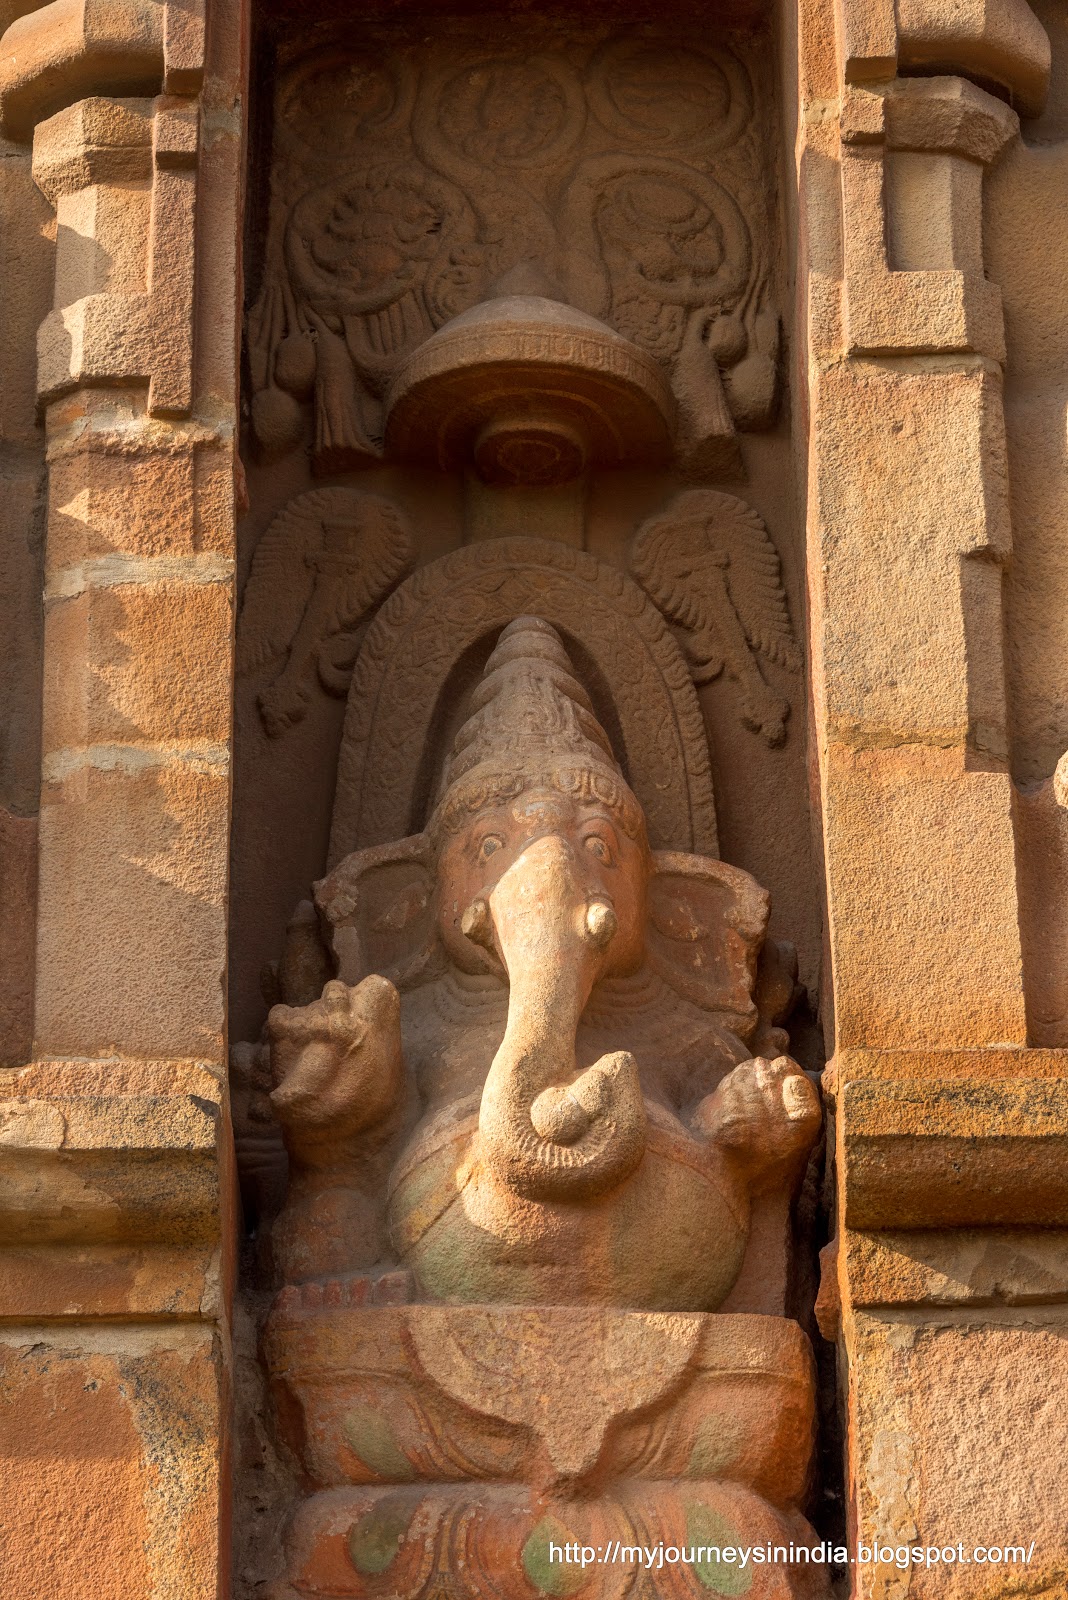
[310,617,817,1255]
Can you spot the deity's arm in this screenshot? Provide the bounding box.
[268,973,406,1170]
[689,1052,821,1190]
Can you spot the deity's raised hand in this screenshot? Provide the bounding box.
[268,974,404,1161]
[692,1053,821,1188]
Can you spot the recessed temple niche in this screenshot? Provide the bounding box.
[230,6,830,1597]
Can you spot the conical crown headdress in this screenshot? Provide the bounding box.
[431,617,644,840]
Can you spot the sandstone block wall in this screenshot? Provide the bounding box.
[0,0,245,1594]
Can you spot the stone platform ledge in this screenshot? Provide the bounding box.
[0,1058,226,1248]
[264,1303,817,1498]
[827,1046,1068,1082]
[833,1052,1068,1227]
[841,1226,1068,1308]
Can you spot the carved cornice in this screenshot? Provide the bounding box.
[836,0,1051,116]
[0,0,203,140]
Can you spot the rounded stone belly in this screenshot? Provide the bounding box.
[385,1099,749,1311]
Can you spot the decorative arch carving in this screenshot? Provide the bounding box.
[329,536,719,865]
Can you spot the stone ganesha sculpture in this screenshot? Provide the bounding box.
[266,617,820,1308]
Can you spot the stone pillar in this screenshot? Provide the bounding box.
[798,0,1068,1590]
[0,2,245,1595]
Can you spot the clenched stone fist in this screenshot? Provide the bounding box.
[268,974,404,1160]
[692,1054,822,1188]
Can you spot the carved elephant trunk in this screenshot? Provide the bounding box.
[470,834,647,1201]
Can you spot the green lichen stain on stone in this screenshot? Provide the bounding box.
[686,1504,753,1595]
[521,1514,585,1596]
[393,1156,447,1226]
[343,1404,416,1480]
[688,1413,743,1479]
[347,1496,413,1575]
[411,1231,485,1303]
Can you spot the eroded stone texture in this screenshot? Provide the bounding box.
[848,1313,1068,1600]
[229,3,1068,1595]
[796,0,1068,1592]
[246,31,782,475]
[266,621,818,1302]
[265,1306,823,1600]
[232,50,823,1586]
[231,36,826,1571]
[231,15,820,1059]
[0,1326,227,1600]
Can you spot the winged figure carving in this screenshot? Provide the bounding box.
[630,489,801,746]
[237,487,414,736]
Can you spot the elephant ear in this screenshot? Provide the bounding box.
[314,833,439,990]
[646,852,769,1036]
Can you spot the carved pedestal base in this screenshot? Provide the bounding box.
[265,1300,827,1600]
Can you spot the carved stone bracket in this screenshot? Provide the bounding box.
[0,0,205,139]
[841,76,1019,360]
[835,0,1050,115]
[33,92,199,415]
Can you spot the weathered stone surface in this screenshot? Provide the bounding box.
[43,577,231,749]
[0,1241,221,1317]
[848,1312,1068,1600]
[266,1304,816,1493]
[35,759,227,1059]
[843,1227,1068,1307]
[31,93,197,413]
[264,1303,824,1598]
[837,0,1052,114]
[262,620,818,1310]
[0,0,236,1593]
[0,0,166,141]
[896,0,1051,116]
[796,0,1068,1584]
[46,437,231,563]
[385,296,678,483]
[839,1069,1068,1226]
[0,1061,224,1247]
[0,807,36,1066]
[0,1325,227,1600]
[824,750,1025,1049]
[5,0,1068,1596]
[247,597,820,1586]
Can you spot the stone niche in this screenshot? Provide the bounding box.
[230,4,828,1596]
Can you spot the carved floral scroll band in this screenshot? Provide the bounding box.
[248,34,781,474]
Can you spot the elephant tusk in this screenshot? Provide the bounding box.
[584,900,617,950]
[461,897,494,950]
